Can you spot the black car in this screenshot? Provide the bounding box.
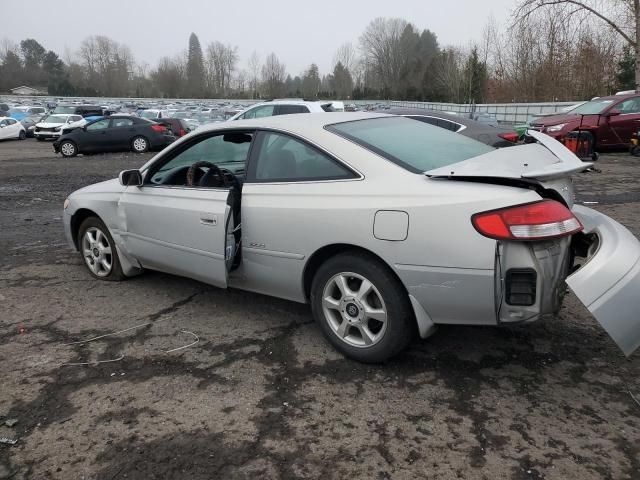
[53,105,105,118]
[53,117,175,157]
[381,108,520,148]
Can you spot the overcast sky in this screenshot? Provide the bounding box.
[1,0,516,75]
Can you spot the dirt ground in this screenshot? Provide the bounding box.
[0,138,639,480]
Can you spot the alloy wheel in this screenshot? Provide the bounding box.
[82,227,113,277]
[61,142,76,156]
[133,137,147,152]
[321,272,388,348]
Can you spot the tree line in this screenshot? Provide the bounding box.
[0,2,636,102]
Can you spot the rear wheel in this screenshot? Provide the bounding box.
[310,252,416,363]
[631,145,640,157]
[78,217,124,281]
[60,140,78,157]
[131,136,149,153]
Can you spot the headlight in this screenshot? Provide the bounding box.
[546,123,566,132]
[54,126,61,131]
[63,198,70,210]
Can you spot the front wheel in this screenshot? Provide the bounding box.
[60,140,78,157]
[131,136,149,153]
[310,252,416,363]
[78,217,125,281]
[18,130,26,140]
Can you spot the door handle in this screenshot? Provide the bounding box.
[199,213,217,226]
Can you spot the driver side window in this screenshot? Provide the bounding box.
[150,132,253,187]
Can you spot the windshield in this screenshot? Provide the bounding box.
[54,106,76,114]
[326,117,494,173]
[173,111,191,119]
[42,115,68,123]
[571,99,616,115]
[141,110,158,119]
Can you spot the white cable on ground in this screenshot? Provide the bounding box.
[64,322,152,345]
[164,330,200,353]
[61,354,125,367]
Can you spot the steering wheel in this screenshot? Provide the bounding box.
[186,161,223,187]
[218,167,242,191]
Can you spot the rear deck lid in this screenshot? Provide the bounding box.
[425,130,592,181]
[425,130,592,206]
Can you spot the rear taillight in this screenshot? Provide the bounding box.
[472,200,582,241]
[179,128,186,136]
[498,132,519,143]
[151,124,166,133]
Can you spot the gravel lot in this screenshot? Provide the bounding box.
[0,138,639,480]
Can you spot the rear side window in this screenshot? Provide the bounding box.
[276,105,310,115]
[249,131,355,182]
[327,117,493,173]
[240,105,275,119]
[112,118,134,128]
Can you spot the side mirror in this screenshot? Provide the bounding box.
[119,169,143,187]
[607,109,621,117]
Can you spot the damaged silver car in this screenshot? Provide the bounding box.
[62,113,640,362]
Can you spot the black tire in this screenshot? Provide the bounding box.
[131,136,149,153]
[77,216,125,281]
[310,251,416,363]
[18,130,26,140]
[36,136,45,141]
[631,146,640,157]
[59,140,78,157]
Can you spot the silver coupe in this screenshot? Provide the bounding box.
[63,113,640,362]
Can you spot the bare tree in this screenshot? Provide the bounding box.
[0,38,18,63]
[333,42,357,73]
[516,0,639,91]
[248,51,261,98]
[205,41,239,96]
[261,52,286,98]
[359,17,410,97]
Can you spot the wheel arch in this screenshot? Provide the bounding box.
[70,208,101,250]
[302,243,406,301]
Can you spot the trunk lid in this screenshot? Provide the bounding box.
[425,130,592,206]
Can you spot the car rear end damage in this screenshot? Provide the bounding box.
[424,130,640,356]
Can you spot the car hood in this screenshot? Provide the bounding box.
[425,130,592,205]
[72,178,124,196]
[531,113,582,126]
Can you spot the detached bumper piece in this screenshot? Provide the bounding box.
[568,206,640,356]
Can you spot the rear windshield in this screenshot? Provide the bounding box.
[54,106,76,114]
[326,116,494,173]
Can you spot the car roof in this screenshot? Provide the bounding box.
[593,93,639,101]
[199,112,389,136]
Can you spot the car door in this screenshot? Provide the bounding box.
[606,96,640,147]
[82,118,112,151]
[238,130,360,300]
[118,130,254,287]
[109,117,136,149]
[0,119,11,139]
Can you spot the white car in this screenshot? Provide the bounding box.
[229,100,336,120]
[34,114,83,140]
[140,109,170,120]
[62,113,640,362]
[0,117,26,140]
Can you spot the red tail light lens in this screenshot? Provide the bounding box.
[151,124,166,133]
[498,132,519,143]
[472,200,582,241]
[179,128,186,136]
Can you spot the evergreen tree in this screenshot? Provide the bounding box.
[186,33,205,97]
[616,46,636,91]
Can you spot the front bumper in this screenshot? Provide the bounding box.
[567,206,640,356]
[35,131,62,138]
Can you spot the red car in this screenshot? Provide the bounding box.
[531,94,640,149]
